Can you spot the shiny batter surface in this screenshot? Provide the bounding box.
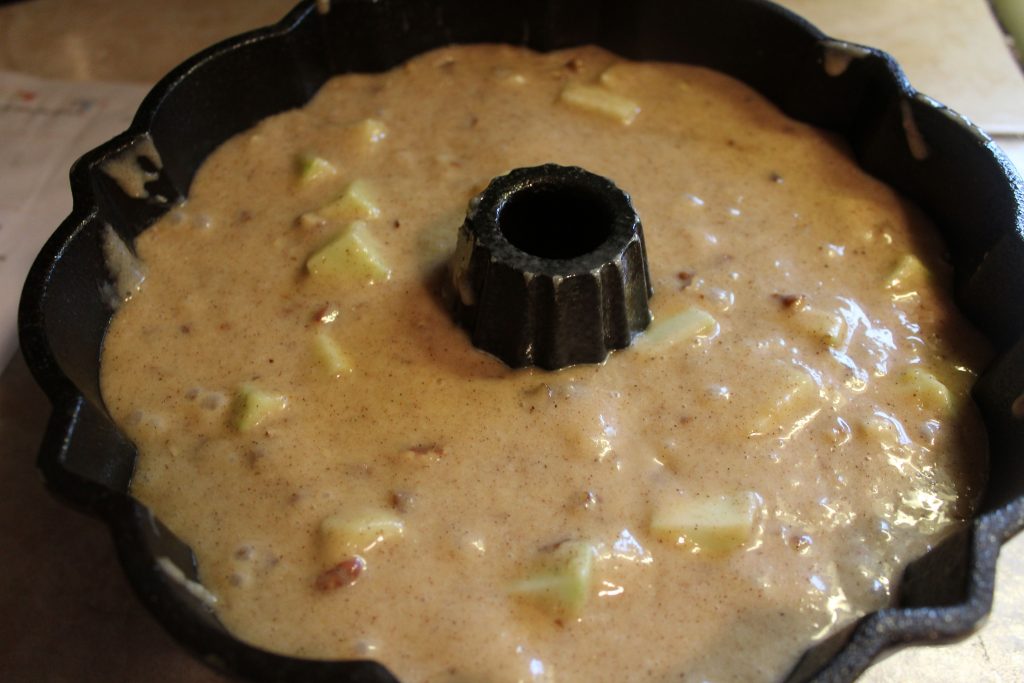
[100,45,988,682]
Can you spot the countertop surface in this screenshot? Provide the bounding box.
[0,1,1021,682]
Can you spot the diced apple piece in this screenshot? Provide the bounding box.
[796,308,846,347]
[313,331,352,376]
[296,212,326,230]
[320,509,404,562]
[318,179,381,221]
[495,70,527,86]
[885,254,927,290]
[348,118,387,144]
[560,83,640,125]
[598,64,629,88]
[231,384,287,431]
[897,367,952,412]
[753,364,821,435]
[638,307,716,349]
[599,63,678,91]
[306,221,391,285]
[295,153,338,184]
[509,540,597,617]
[650,492,761,554]
[859,413,909,448]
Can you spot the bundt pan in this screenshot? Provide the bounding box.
[17,0,1024,681]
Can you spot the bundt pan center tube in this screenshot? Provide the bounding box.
[446,164,652,370]
[16,0,1024,682]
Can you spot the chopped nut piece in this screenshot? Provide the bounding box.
[315,556,366,591]
[312,303,340,324]
[788,534,813,553]
[400,443,446,460]
[390,490,416,513]
[244,447,267,468]
[772,292,805,309]
[234,544,255,561]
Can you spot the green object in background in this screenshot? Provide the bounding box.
[993,0,1024,51]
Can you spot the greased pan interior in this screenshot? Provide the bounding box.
[17,1,1024,681]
